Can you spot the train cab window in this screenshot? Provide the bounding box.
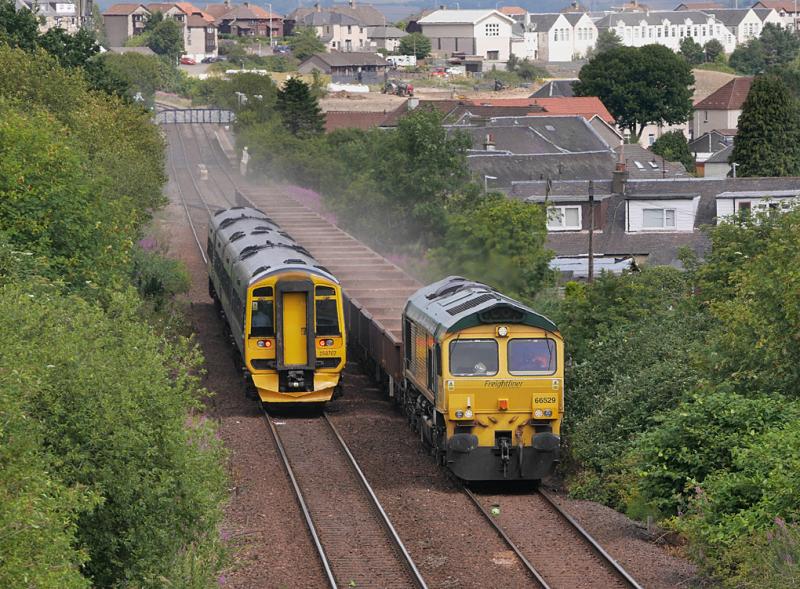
[449,340,498,376]
[315,299,339,336]
[253,286,273,297]
[250,300,274,337]
[508,339,556,375]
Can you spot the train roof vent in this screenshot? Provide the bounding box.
[288,244,311,256]
[253,265,271,275]
[240,242,273,260]
[278,230,293,239]
[251,227,273,235]
[230,231,246,242]
[446,293,495,316]
[230,206,245,210]
[427,277,486,300]
[283,258,307,265]
[214,209,226,217]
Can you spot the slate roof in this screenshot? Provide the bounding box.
[366,25,407,38]
[530,79,577,98]
[703,8,753,26]
[688,129,736,153]
[513,176,800,265]
[563,12,586,24]
[300,11,360,26]
[615,144,690,179]
[109,46,156,54]
[301,52,388,67]
[675,1,724,9]
[288,4,385,26]
[706,143,734,163]
[418,9,514,24]
[595,10,714,27]
[468,152,617,186]
[527,13,564,30]
[694,77,753,110]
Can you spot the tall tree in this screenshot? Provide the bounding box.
[38,28,99,68]
[276,77,324,137]
[593,29,621,54]
[759,22,800,68]
[143,10,164,32]
[0,0,38,50]
[575,44,694,140]
[651,130,694,172]
[286,26,324,61]
[399,32,431,59]
[704,39,724,63]
[679,37,704,66]
[730,38,766,74]
[731,74,800,177]
[147,18,183,61]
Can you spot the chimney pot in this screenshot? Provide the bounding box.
[484,133,496,150]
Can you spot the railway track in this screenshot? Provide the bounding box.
[265,411,427,589]
[465,487,643,589]
[166,120,426,589]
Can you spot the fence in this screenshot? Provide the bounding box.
[155,108,235,124]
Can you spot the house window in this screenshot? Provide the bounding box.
[485,22,500,36]
[642,208,677,229]
[347,25,352,33]
[704,110,708,122]
[648,133,656,145]
[738,201,751,214]
[554,29,559,41]
[487,50,499,60]
[547,206,582,231]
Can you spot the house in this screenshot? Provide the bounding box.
[299,11,368,52]
[716,188,800,218]
[17,0,91,33]
[526,13,574,62]
[418,9,516,66]
[689,128,736,173]
[147,3,218,59]
[751,0,800,30]
[512,173,800,270]
[367,25,407,52]
[498,6,527,21]
[297,51,388,83]
[563,12,597,58]
[615,144,690,179]
[705,8,781,45]
[594,11,736,53]
[209,2,282,37]
[692,76,752,138]
[103,4,151,46]
[703,144,734,177]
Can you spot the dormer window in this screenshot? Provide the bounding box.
[642,208,676,229]
[547,206,582,231]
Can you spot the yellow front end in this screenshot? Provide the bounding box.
[440,324,563,481]
[244,271,346,404]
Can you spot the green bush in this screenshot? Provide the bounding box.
[132,246,190,309]
[0,282,227,587]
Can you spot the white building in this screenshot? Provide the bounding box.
[706,8,782,45]
[299,11,370,52]
[526,13,575,61]
[752,1,800,30]
[625,194,700,232]
[594,10,737,53]
[418,9,516,66]
[716,189,800,219]
[367,25,407,52]
[564,12,597,58]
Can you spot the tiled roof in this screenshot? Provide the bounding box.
[498,5,526,15]
[705,143,734,163]
[751,0,796,11]
[289,4,384,26]
[104,3,147,15]
[694,77,753,110]
[469,152,617,185]
[470,97,615,125]
[203,3,231,17]
[302,51,388,67]
[300,11,360,25]
[596,10,715,27]
[614,144,690,178]
[703,8,753,26]
[324,111,389,132]
[187,13,213,26]
[530,79,577,98]
[527,13,564,30]
[366,25,408,38]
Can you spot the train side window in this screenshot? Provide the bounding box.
[315,299,340,336]
[315,286,336,296]
[250,300,274,337]
[436,344,441,376]
[206,234,214,260]
[403,319,412,368]
[427,347,436,393]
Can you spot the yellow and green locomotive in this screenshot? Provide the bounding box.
[207,207,346,404]
[400,277,562,481]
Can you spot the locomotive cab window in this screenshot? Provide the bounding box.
[508,338,556,375]
[315,285,340,336]
[250,299,274,337]
[449,340,498,376]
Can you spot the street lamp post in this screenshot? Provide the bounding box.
[268,2,273,48]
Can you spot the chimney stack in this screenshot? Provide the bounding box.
[484,133,496,151]
[348,0,355,7]
[314,2,321,12]
[612,161,628,195]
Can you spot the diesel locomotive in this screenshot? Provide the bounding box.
[398,277,563,481]
[207,207,346,403]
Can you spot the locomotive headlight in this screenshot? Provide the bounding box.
[544,409,552,417]
[497,326,509,337]
[534,409,543,418]
[257,339,272,348]
[455,409,464,418]
[465,408,473,418]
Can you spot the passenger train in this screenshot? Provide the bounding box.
[207,207,346,403]
[209,208,562,481]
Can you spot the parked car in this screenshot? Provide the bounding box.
[274,45,290,55]
[180,56,196,65]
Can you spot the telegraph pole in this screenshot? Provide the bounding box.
[588,180,595,283]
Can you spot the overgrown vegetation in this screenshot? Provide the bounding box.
[550,208,800,587]
[0,8,227,587]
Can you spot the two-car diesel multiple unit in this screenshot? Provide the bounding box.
[207,207,346,404]
[400,277,563,481]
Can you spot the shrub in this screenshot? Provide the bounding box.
[131,246,190,310]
